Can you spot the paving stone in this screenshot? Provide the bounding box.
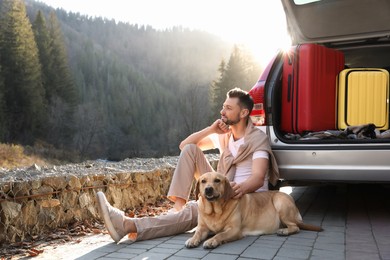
[116,247,146,254]
[132,239,167,245]
[173,248,209,258]
[309,256,345,260]
[103,252,134,259]
[168,256,199,260]
[148,247,180,254]
[164,238,188,245]
[241,245,278,259]
[346,251,381,260]
[314,242,345,252]
[119,243,156,250]
[94,243,127,253]
[257,234,288,243]
[311,248,345,259]
[131,252,171,260]
[156,243,185,250]
[272,257,303,260]
[75,250,110,260]
[284,236,315,247]
[210,236,255,255]
[276,247,311,259]
[281,243,312,251]
[316,234,345,244]
[98,256,137,260]
[294,230,319,239]
[318,226,345,232]
[252,239,284,248]
[202,253,239,260]
[379,249,390,260]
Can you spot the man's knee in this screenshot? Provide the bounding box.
[180,143,200,156]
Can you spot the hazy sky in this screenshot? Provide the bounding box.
[36,0,290,65]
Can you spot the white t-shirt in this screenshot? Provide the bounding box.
[209,133,269,192]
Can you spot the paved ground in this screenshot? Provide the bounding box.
[21,183,390,260]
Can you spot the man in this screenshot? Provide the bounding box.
[96,87,279,243]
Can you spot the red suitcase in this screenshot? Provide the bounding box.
[281,44,345,134]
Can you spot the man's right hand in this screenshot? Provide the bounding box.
[211,119,230,134]
[179,119,229,150]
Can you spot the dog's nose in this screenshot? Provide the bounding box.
[205,186,214,196]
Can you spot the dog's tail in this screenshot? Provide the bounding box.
[297,222,323,232]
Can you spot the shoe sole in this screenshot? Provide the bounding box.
[96,191,122,243]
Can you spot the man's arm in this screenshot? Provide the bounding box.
[179,119,230,151]
[231,157,268,198]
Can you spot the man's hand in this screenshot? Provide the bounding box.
[230,181,244,199]
[179,119,228,150]
[211,119,230,134]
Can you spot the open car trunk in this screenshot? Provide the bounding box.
[271,41,390,144]
[272,0,390,144]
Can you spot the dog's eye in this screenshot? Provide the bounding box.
[201,179,206,183]
[214,179,221,183]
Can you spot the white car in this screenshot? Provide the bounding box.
[250,0,390,185]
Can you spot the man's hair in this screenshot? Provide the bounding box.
[227,88,254,115]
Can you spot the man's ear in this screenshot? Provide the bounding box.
[240,108,249,119]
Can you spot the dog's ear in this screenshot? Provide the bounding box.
[223,178,235,201]
[195,179,200,200]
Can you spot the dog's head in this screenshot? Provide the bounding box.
[195,172,235,202]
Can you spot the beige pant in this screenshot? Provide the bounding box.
[132,144,214,241]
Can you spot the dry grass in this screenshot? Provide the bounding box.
[0,143,50,169]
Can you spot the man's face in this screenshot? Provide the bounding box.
[220,97,241,125]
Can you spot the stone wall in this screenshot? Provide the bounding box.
[0,155,219,243]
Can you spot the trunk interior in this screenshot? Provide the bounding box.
[270,39,390,145]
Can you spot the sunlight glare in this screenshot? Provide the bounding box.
[246,32,292,68]
[39,0,291,66]
[201,1,291,67]
[280,186,293,195]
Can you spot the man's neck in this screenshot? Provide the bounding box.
[230,119,248,141]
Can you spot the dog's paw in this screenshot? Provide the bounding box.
[276,228,289,236]
[185,237,201,248]
[203,238,220,249]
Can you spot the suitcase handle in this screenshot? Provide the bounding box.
[287,74,292,102]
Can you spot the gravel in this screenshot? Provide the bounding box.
[0,154,220,183]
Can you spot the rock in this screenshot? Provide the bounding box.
[31,185,54,200]
[11,182,30,198]
[1,201,21,225]
[38,199,60,208]
[67,175,82,190]
[28,164,41,171]
[42,176,67,190]
[21,200,37,228]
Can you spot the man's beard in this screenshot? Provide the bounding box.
[222,116,240,126]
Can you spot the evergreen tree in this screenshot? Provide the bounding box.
[209,45,261,120]
[0,63,5,140]
[33,11,78,147]
[47,12,77,107]
[32,10,52,100]
[0,0,45,144]
[210,59,228,120]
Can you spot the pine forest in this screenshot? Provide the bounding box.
[0,0,263,161]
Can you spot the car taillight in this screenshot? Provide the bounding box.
[248,54,277,126]
[249,80,266,126]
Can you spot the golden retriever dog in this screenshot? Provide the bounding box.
[185,172,323,249]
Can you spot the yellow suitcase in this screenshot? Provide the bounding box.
[337,68,389,130]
